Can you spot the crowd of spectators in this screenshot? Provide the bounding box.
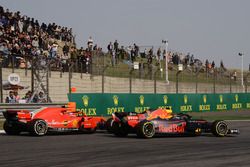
[5,90,46,103]
[0,6,227,77]
[0,6,74,69]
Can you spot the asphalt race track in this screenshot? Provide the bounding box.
[0,121,250,167]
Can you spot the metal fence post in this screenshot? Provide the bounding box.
[195,69,202,93]
[102,72,104,93]
[176,71,182,94]
[46,66,50,102]
[31,57,34,93]
[244,76,247,93]
[102,65,108,93]
[244,72,250,93]
[195,74,198,94]
[11,54,14,73]
[229,73,232,93]
[213,69,216,93]
[69,63,73,95]
[25,55,28,76]
[154,69,160,94]
[0,59,3,103]
[60,66,63,78]
[80,62,83,79]
[129,69,134,93]
[48,60,51,78]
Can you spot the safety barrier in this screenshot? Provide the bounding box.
[68,93,250,116]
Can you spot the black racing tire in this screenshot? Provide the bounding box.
[106,118,114,133]
[136,120,155,138]
[28,119,48,136]
[112,122,128,137]
[212,120,228,137]
[3,121,21,135]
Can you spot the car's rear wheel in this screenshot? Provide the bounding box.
[29,119,48,136]
[3,121,21,135]
[136,120,155,138]
[106,118,114,133]
[112,122,128,137]
[212,120,228,137]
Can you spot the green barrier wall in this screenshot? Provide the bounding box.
[68,93,250,116]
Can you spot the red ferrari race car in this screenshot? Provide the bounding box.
[108,108,239,138]
[2,102,105,136]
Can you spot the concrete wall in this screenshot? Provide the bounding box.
[2,68,245,102]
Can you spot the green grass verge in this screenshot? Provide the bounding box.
[191,115,250,121]
[188,111,250,121]
[92,54,244,85]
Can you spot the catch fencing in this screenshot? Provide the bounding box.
[0,51,250,103]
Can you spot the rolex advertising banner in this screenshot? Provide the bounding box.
[68,93,250,116]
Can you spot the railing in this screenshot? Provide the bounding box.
[0,51,248,103]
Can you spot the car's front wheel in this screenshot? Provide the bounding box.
[28,119,48,136]
[212,120,228,137]
[136,120,155,138]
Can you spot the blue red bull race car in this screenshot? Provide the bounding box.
[107,108,239,138]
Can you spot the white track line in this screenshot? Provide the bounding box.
[227,120,250,122]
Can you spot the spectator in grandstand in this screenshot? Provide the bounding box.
[54,25,62,40]
[107,42,113,54]
[162,49,166,60]
[84,50,92,73]
[49,41,58,58]
[22,90,32,103]
[0,42,10,67]
[134,43,139,57]
[184,53,190,66]
[111,49,116,66]
[60,52,69,72]
[14,90,20,103]
[31,35,39,48]
[220,60,226,70]
[87,36,93,50]
[69,46,78,71]
[157,47,161,61]
[119,46,126,60]
[5,91,16,103]
[37,91,46,103]
[17,17,24,33]
[233,71,237,81]
[205,59,209,69]
[114,40,119,53]
[212,61,215,68]
[11,43,22,68]
[63,42,70,56]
